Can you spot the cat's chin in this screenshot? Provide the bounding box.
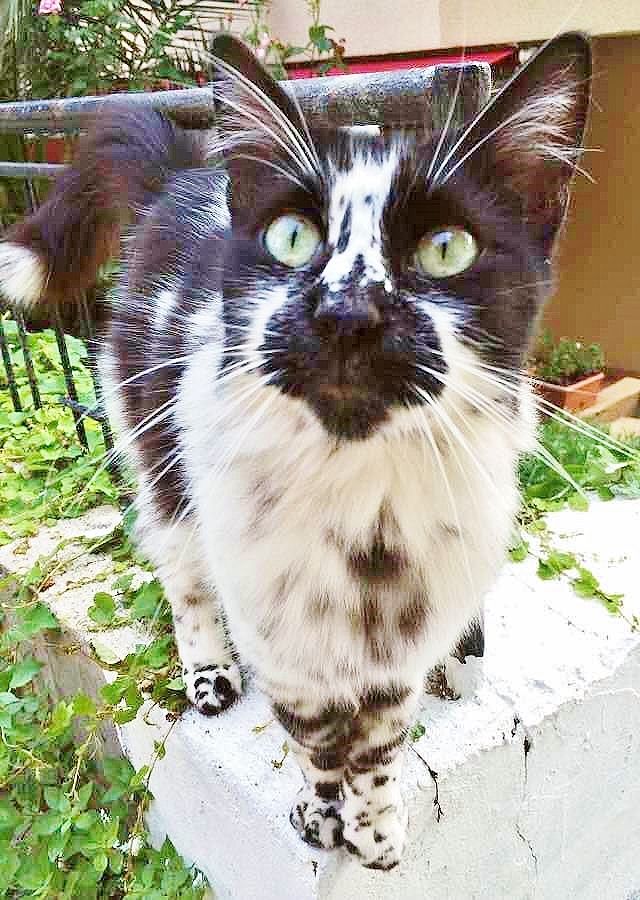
[309,391,389,441]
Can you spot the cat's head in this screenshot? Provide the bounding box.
[212,34,591,441]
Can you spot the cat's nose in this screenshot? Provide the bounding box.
[313,291,382,339]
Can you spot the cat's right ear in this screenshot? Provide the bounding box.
[210,35,320,215]
[211,34,309,139]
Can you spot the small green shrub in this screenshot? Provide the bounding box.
[530,330,605,385]
[0,317,120,545]
[0,319,206,897]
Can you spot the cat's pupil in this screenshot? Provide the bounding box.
[290,226,298,250]
[440,241,448,261]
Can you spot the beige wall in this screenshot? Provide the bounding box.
[269,0,640,58]
[439,0,640,49]
[268,0,441,59]
[546,35,640,372]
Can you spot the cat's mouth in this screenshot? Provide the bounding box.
[259,304,447,440]
[316,382,370,402]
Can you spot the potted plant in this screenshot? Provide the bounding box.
[529,331,606,412]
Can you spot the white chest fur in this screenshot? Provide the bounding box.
[177,351,530,705]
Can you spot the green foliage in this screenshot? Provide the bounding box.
[519,417,640,511]
[241,0,346,80]
[529,330,605,385]
[515,418,640,625]
[0,598,205,898]
[0,317,119,545]
[0,320,202,895]
[1,0,206,101]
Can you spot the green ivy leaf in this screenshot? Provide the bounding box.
[93,851,108,875]
[88,592,117,626]
[44,785,70,813]
[48,700,74,737]
[131,579,164,620]
[9,657,43,689]
[508,540,529,562]
[75,781,94,811]
[308,24,334,52]
[73,693,97,718]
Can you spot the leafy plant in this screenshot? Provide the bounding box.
[0,320,207,895]
[0,594,205,898]
[0,316,120,544]
[529,330,605,385]
[514,416,640,627]
[519,417,640,510]
[240,0,346,80]
[1,0,208,100]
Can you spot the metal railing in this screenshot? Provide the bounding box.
[0,62,490,456]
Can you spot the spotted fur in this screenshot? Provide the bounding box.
[0,34,590,869]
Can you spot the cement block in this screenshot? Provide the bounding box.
[1,500,639,900]
[579,377,640,423]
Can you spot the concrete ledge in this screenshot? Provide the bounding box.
[1,501,639,900]
[579,377,640,423]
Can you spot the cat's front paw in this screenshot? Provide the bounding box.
[184,662,242,716]
[290,786,344,850]
[343,803,408,870]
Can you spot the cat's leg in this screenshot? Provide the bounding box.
[274,701,352,850]
[137,508,242,715]
[341,685,420,870]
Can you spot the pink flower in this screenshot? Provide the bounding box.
[38,0,62,14]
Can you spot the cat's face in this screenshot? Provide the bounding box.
[213,34,591,441]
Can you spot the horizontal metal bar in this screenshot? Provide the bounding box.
[0,87,215,135]
[0,63,490,136]
[0,161,65,179]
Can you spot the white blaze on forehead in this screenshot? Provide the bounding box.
[321,149,398,294]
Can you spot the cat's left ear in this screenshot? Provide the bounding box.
[438,32,591,251]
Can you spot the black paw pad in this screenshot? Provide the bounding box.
[186,664,242,716]
[213,675,237,709]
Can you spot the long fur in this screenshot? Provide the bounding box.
[0,34,591,870]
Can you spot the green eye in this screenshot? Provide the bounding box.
[415,227,478,278]
[264,214,321,268]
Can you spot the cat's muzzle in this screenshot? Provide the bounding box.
[262,283,446,440]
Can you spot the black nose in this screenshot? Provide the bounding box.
[313,281,385,345]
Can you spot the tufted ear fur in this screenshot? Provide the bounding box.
[209,34,322,218]
[211,34,309,140]
[433,33,592,252]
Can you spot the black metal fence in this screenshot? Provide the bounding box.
[0,62,490,457]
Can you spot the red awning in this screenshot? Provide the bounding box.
[287,47,516,79]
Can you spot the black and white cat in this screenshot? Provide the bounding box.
[0,33,590,869]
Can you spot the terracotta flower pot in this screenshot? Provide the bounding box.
[44,136,71,163]
[24,136,73,164]
[536,371,605,413]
